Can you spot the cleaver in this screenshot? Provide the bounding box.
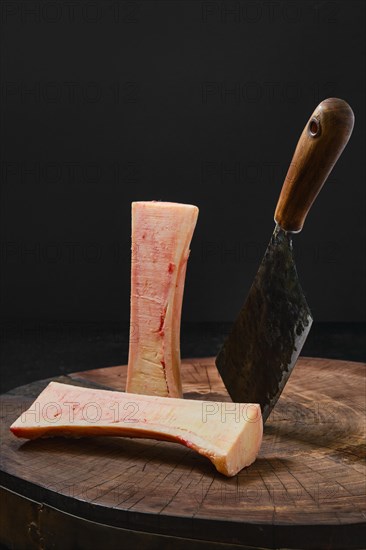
[215,98,354,423]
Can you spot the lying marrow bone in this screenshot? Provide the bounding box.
[10,382,263,477]
[126,201,199,397]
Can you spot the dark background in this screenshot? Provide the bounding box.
[1,0,365,324]
[0,1,365,394]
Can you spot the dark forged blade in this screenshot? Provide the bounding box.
[216,225,312,423]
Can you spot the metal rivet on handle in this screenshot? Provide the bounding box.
[309,117,321,137]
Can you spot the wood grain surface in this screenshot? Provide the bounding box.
[1,357,365,550]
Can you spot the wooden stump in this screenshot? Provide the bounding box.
[1,357,365,549]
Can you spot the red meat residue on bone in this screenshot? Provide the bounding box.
[158,306,167,336]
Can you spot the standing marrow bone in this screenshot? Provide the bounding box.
[126,202,199,397]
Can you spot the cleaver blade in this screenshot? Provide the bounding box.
[216,224,312,423]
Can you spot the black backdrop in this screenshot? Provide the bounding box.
[1,0,365,324]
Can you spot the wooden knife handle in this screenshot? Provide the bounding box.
[274,98,354,233]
